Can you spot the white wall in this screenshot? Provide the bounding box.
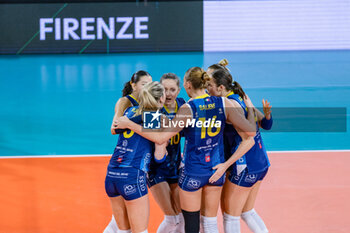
[204,0,350,51]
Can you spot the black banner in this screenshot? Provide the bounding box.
[0,1,203,54]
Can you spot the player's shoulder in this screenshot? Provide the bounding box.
[124,106,139,117]
[176,97,186,106]
[117,96,133,107]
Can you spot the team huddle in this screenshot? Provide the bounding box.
[103,60,273,233]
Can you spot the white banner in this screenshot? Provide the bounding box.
[204,0,350,51]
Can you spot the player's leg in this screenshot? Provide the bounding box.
[223,170,252,233]
[179,188,202,233]
[150,181,179,233]
[124,194,150,233]
[241,171,269,233]
[169,182,184,233]
[110,168,148,233]
[242,181,261,213]
[108,197,130,232]
[200,185,223,233]
[151,181,177,215]
[105,170,131,233]
[169,182,181,214]
[220,175,230,214]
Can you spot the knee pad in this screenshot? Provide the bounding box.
[181,209,200,233]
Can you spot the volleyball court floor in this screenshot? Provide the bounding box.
[1,151,350,233]
[1,51,350,232]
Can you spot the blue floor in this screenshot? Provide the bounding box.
[0,50,349,156]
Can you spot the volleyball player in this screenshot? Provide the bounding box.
[111,70,152,134]
[113,67,257,233]
[105,81,168,233]
[104,71,152,233]
[147,73,186,233]
[207,62,272,233]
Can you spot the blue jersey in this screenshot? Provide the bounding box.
[125,94,139,106]
[149,98,186,179]
[225,92,270,173]
[223,92,248,162]
[109,106,154,172]
[182,94,226,176]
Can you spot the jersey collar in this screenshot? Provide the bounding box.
[129,94,139,104]
[163,100,178,114]
[226,91,234,97]
[194,94,210,99]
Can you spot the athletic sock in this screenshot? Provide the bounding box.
[201,216,219,233]
[156,215,179,233]
[223,213,240,233]
[103,215,119,233]
[182,209,200,233]
[176,213,185,233]
[117,230,131,233]
[200,217,204,233]
[241,209,268,233]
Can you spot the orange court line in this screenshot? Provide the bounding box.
[0,151,349,233]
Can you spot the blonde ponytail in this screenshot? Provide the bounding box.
[218,58,229,67]
[208,58,230,72]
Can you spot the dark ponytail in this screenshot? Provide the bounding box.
[211,69,246,99]
[122,81,133,97]
[122,70,151,97]
[231,81,246,99]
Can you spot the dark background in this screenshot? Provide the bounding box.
[0,1,203,54]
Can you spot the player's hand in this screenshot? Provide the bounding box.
[209,163,228,183]
[244,95,254,109]
[111,121,117,134]
[114,116,131,129]
[262,99,272,120]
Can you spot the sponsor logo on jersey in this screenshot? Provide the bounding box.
[124,184,137,196]
[244,174,257,183]
[142,153,152,171]
[205,155,210,162]
[206,138,212,145]
[139,174,146,192]
[122,140,128,147]
[178,170,185,184]
[187,178,201,189]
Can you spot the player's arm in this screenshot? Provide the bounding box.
[114,104,192,144]
[113,114,142,134]
[228,95,258,162]
[154,142,168,163]
[209,99,255,183]
[225,98,256,137]
[249,98,273,130]
[209,130,255,183]
[258,99,273,130]
[111,97,131,135]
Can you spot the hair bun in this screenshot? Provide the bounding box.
[218,59,229,67]
[201,71,205,80]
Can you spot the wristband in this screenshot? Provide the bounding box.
[260,115,273,130]
[155,153,167,163]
